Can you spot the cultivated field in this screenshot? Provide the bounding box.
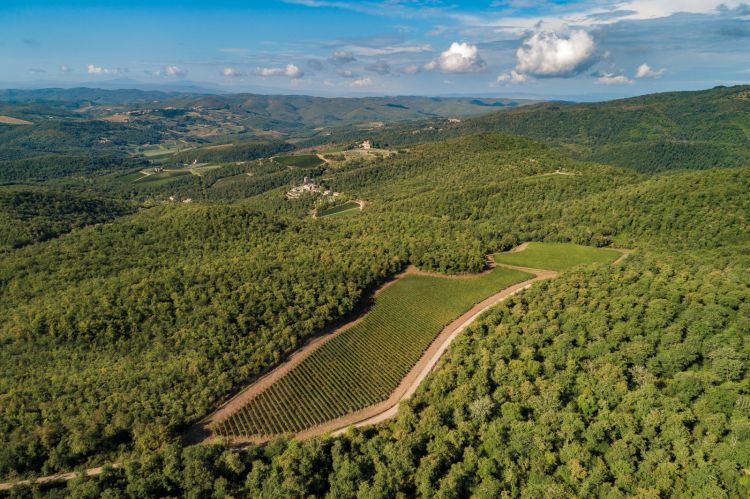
[493,242,621,271]
[214,266,531,438]
[272,154,325,168]
[134,169,192,186]
[316,200,361,218]
[0,115,33,125]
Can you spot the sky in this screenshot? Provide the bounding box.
[1,0,749,99]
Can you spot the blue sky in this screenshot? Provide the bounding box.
[1,0,749,98]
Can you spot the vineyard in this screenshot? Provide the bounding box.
[493,242,620,271]
[316,200,361,218]
[215,266,531,438]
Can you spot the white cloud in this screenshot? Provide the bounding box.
[401,64,422,75]
[59,64,71,73]
[352,77,373,87]
[427,42,486,73]
[515,30,596,77]
[603,0,745,21]
[468,0,746,36]
[255,63,304,78]
[87,64,126,76]
[596,72,633,84]
[222,67,245,78]
[337,68,358,78]
[496,70,527,84]
[339,43,432,57]
[330,50,356,63]
[635,63,666,78]
[163,65,187,78]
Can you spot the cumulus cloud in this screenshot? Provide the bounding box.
[255,64,304,78]
[496,70,527,84]
[330,50,356,63]
[635,63,666,78]
[515,30,596,77]
[59,64,71,73]
[222,67,245,78]
[87,64,126,75]
[352,77,373,88]
[163,65,187,78]
[151,65,187,78]
[365,59,391,75]
[596,72,633,84]
[426,42,486,74]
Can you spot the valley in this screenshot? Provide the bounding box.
[0,85,748,497]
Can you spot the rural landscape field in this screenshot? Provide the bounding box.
[2,1,750,497]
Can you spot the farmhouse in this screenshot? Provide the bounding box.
[285,177,337,200]
[361,140,371,150]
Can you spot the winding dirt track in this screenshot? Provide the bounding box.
[0,465,121,492]
[0,246,631,490]
[194,261,567,445]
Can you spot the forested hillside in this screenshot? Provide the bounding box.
[1,87,749,497]
[315,85,750,173]
[463,85,750,171]
[2,129,750,490]
[0,186,133,250]
[55,253,750,498]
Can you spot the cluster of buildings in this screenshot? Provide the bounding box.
[285,177,340,200]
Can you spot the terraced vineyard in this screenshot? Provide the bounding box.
[215,266,531,438]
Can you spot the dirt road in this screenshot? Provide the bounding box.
[0,464,121,491]
[197,261,558,445]
[1,246,631,490]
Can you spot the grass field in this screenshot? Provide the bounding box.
[116,171,148,183]
[493,242,620,271]
[135,169,192,186]
[317,201,360,218]
[272,154,324,168]
[139,143,190,158]
[215,266,532,438]
[0,115,33,125]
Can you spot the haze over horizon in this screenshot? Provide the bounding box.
[2,0,749,99]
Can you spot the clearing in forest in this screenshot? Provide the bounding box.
[213,266,531,439]
[493,242,621,271]
[0,115,33,125]
[272,154,325,168]
[134,169,192,186]
[316,200,362,218]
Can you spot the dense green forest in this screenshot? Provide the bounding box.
[32,252,747,498]
[0,186,134,250]
[0,86,749,497]
[310,85,750,173]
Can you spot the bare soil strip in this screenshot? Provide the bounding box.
[0,464,121,491]
[0,246,631,490]
[205,264,554,445]
[0,115,33,125]
[186,262,499,444]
